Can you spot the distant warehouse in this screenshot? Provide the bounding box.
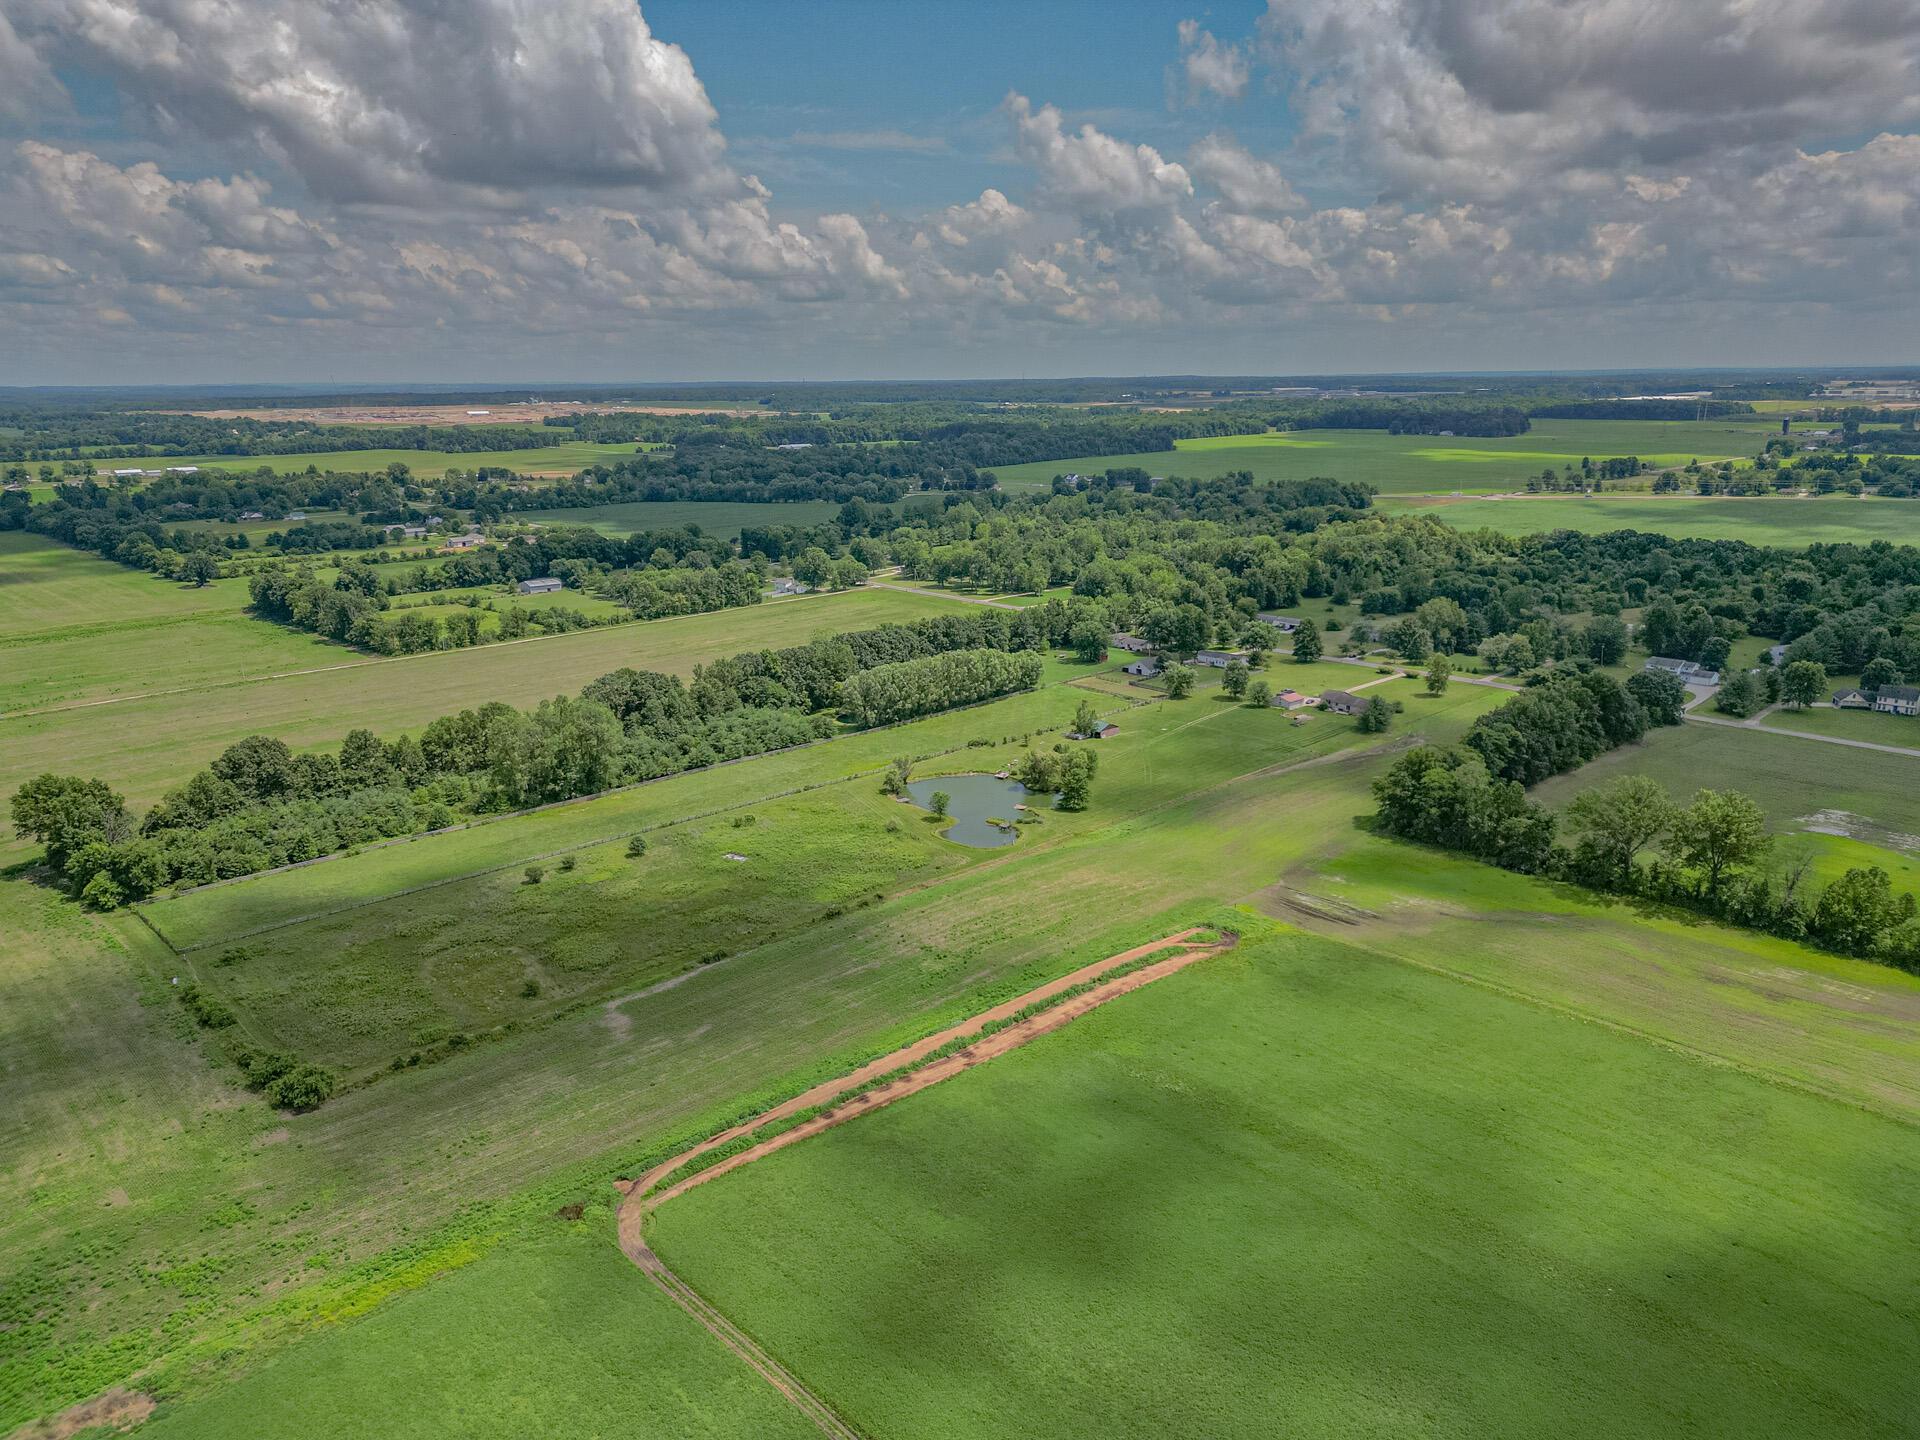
[517,577,564,595]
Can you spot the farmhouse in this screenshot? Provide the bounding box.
[768,577,810,596]
[1268,689,1316,710]
[1109,633,1152,652]
[517,577,564,595]
[1122,656,1161,677]
[1873,685,1920,716]
[1319,690,1366,715]
[1831,688,1871,709]
[1255,613,1303,632]
[1192,649,1252,668]
[1645,656,1720,685]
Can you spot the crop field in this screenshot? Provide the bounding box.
[523,499,843,537]
[92,440,646,477]
[650,923,1919,1440]
[985,418,1773,495]
[0,583,967,818]
[136,1229,816,1439]
[1384,493,1920,545]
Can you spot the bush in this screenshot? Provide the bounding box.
[520,978,541,998]
[264,1064,336,1111]
[179,982,236,1029]
[558,855,577,872]
[626,835,648,857]
[524,864,545,884]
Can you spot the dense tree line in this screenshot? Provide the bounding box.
[11,604,1085,899]
[0,411,564,461]
[1372,756,1920,972]
[1271,399,1530,436]
[1527,399,1755,420]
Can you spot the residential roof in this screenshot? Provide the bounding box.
[1879,685,1920,702]
[1321,689,1362,706]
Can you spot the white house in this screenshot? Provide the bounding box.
[1645,656,1720,686]
[1873,685,1920,716]
[1192,649,1252,668]
[768,577,810,596]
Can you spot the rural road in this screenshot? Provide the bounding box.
[867,580,1023,609]
[1686,711,1920,760]
[616,927,1234,1439]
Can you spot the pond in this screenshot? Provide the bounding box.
[904,774,1031,848]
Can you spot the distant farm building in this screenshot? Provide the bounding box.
[466,409,491,416]
[1109,633,1153,652]
[1069,720,1119,740]
[1831,688,1871,709]
[1255,613,1303,632]
[768,577,810,596]
[1192,649,1252,668]
[1269,689,1316,710]
[1319,690,1366,715]
[517,577,564,595]
[445,532,485,550]
[1122,656,1162,677]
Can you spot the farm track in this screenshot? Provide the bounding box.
[617,927,1234,1438]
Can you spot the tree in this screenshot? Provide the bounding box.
[1812,866,1913,956]
[929,790,951,819]
[1222,659,1249,699]
[1713,669,1759,718]
[1625,670,1687,726]
[1055,750,1097,811]
[1291,620,1322,663]
[1358,696,1393,733]
[1584,615,1628,666]
[179,552,220,587]
[1069,622,1107,664]
[524,864,545,884]
[264,1064,336,1111]
[1386,619,1432,663]
[1862,656,1904,690]
[1699,635,1732,672]
[1072,698,1102,737]
[10,774,132,872]
[1667,789,1771,899]
[1780,659,1827,709]
[1424,656,1452,696]
[1565,775,1676,887]
[626,834,648,858]
[880,755,914,796]
[1162,663,1195,699]
[1246,678,1272,708]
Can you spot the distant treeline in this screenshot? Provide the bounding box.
[1528,399,1756,420]
[0,411,565,461]
[11,605,1074,901]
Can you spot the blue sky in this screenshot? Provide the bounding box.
[1,1,1916,383]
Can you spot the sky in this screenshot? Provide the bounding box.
[3,0,1918,384]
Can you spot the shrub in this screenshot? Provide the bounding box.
[558,855,577,872]
[264,1064,336,1111]
[520,978,541,998]
[626,834,648,857]
[179,982,236,1029]
[524,864,545,884]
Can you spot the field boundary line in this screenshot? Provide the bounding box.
[617,926,1235,1437]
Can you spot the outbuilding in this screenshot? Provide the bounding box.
[1122,656,1161,677]
[1320,689,1366,715]
[1192,649,1252,668]
[1109,633,1153,652]
[517,577,564,595]
[1255,613,1303,632]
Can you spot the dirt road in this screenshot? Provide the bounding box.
[616,926,1234,1437]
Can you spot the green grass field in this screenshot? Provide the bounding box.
[1759,704,1920,747]
[0,585,968,820]
[0,531,250,638]
[986,419,1773,495]
[1384,494,1920,545]
[651,924,1919,1439]
[523,499,843,538]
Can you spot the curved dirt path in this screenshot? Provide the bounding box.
[617,926,1235,1438]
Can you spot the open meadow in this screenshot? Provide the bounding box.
[650,921,1920,1440]
[0,582,965,819]
[1384,493,1920,545]
[985,418,1774,495]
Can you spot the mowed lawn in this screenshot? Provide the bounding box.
[0,531,248,638]
[522,498,843,538]
[985,419,1771,495]
[0,585,967,818]
[652,926,1920,1440]
[136,1229,815,1440]
[1384,493,1920,545]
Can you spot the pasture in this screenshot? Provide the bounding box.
[0,583,967,817]
[651,924,1920,1440]
[1759,704,1920,747]
[0,530,249,638]
[1386,493,1920,545]
[524,498,843,538]
[985,418,1772,495]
